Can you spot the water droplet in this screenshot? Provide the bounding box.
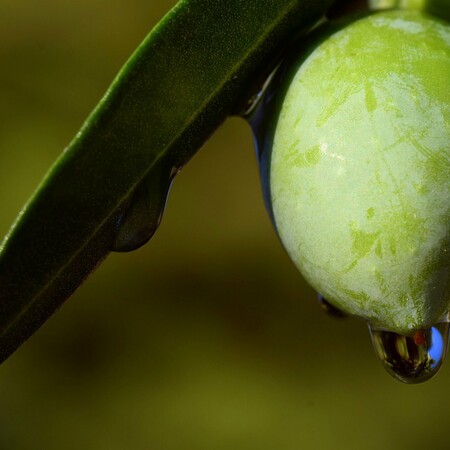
[318,294,348,319]
[244,68,286,224]
[369,317,450,384]
[238,69,278,118]
[112,160,177,252]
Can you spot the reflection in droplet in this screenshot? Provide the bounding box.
[369,317,450,384]
[112,159,177,252]
[318,294,348,319]
[238,69,278,118]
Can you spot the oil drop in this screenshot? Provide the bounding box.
[112,159,177,252]
[369,316,450,384]
[318,294,348,319]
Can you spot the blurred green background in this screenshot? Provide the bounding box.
[1,1,449,449]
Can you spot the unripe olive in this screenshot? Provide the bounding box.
[269,10,449,334]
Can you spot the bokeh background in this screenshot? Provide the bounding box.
[0,1,449,449]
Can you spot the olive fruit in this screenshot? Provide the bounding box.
[268,10,449,334]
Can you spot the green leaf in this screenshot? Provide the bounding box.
[0,0,335,363]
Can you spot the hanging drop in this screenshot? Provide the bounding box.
[369,316,450,384]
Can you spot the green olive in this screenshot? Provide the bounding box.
[270,10,449,334]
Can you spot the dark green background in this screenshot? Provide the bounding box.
[0,1,449,449]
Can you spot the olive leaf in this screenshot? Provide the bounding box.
[0,0,336,363]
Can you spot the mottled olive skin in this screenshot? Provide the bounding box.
[270,11,449,334]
